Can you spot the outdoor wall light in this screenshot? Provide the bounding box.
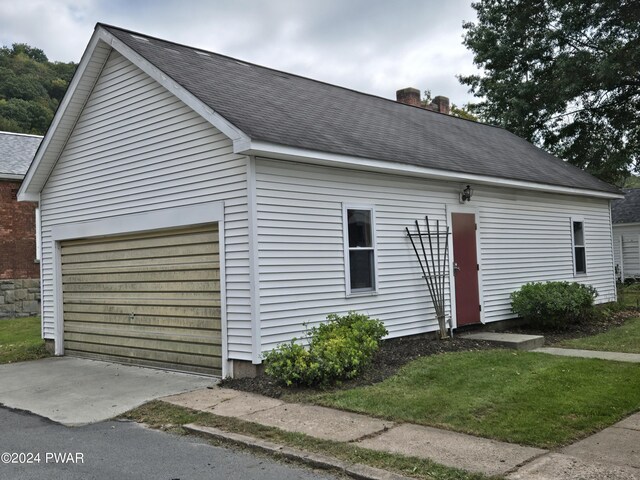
[459,184,473,203]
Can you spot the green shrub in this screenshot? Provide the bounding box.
[264,312,387,387]
[262,341,321,387]
[510,281,598,328]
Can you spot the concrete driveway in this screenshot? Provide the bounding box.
[0,357,215,425]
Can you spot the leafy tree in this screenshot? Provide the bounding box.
[451,104,479,121]
[0,43,77,135]
[625,175,640,188]
[459,1,640,186]
[421,89,479,121]
[2,43,48,63]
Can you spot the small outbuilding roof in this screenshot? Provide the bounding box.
[612,188,640,224]
[0,131,42,179]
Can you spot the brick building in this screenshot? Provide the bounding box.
[0,131,42,318]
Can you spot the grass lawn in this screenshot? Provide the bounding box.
[558,317,640,353]
[0,316,49,364]
[311,350,640,448]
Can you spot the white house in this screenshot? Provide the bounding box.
[19,24,622,378]
[612,189,640,281]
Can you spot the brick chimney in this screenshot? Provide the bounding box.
[432,95,450,115]
[396,87,421,107]
[396,87,451,115]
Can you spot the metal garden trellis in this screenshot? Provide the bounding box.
[406,216,451,339]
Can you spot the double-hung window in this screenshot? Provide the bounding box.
[344,206,377,295]
[571,219,586,274]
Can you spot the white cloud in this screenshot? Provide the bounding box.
[0,0,481,104]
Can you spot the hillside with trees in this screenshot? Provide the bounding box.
[0,43,77,135]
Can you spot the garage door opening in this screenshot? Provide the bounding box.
[60,224,222,376]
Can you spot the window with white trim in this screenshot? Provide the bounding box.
[344,207,376,294]
[572,219,586,274]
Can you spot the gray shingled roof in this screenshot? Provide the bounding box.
[104,25,619,194]
[0,131,42,178]
[612,189,640,224]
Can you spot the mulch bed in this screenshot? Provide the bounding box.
[220,309,640,399]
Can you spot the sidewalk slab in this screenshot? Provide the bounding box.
[532,347,640,363]
[461,332,544,350]
[355,423,546,477]
[562,426,640,469]
[209,392,284,417]
[185,424,413,480]
[240,403,395,442]
[614,412,640,431]
[508,453,640,480]
[163,387,241,410]
[163,388,284,417]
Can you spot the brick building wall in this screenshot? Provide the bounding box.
[0,179,40,318]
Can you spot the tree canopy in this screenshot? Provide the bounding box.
[0,43,77,135]
[459,1,639,186]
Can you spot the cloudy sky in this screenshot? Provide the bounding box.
[0,0,481,106]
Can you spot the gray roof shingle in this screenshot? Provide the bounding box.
[103,25,619,194]
[612,189,640,224]
[0,131,42,178]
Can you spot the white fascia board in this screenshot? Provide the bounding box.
[17,29,107,202]
[239,141,624,200]
[0,173,25,181]
[104,30,250,149]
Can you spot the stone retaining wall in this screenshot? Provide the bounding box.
[0,279,40,318]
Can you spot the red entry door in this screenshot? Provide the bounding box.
[451,213,481,327]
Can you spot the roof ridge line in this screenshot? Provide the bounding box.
[96,22,504,131]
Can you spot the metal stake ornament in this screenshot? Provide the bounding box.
[406,216,451,339]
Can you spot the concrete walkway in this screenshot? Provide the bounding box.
[533,347,640,363]
[163,388,545,477]
[164,386,640,479]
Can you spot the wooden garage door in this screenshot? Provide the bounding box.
[61,224,221,376]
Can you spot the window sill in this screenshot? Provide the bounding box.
[346,290,378,298]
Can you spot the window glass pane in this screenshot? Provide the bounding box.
[348,210,372,248]
[575,246,586,273]
[573,221,584,246]
[349,250,374,290]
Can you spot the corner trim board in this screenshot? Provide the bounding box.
[247,156,262,364]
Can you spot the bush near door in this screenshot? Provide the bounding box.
[511,281,598,328]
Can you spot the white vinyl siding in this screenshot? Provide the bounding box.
[477,194,615,322]
[39,50,252,360]
[613,224,640,280]
[255,158,616,352]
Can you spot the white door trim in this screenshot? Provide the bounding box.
[446,204,485,328]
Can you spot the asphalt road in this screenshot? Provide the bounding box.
[0,407,342,480]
